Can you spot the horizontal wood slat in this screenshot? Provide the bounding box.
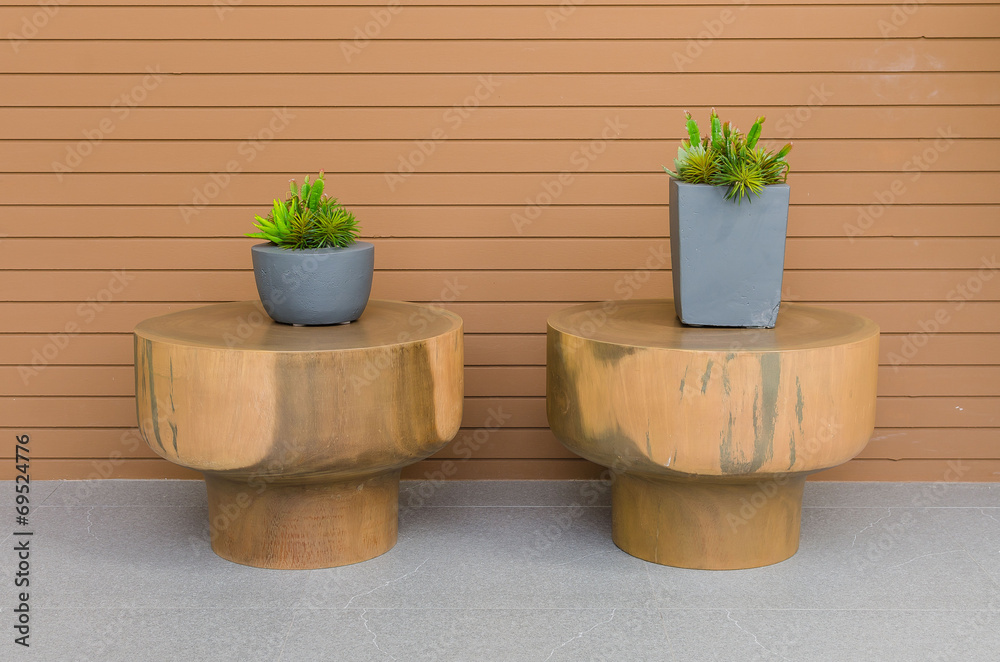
[3,395,996,430]
[5,40,999,74]
[2,237,997,270]
[0,457,609,481]
[864,428,1000,460]
[3,173,996,206]
[3,270,999,303]
[1,0,991,7]
[1,6,995,39]
[0,428,581,460]
[3,301,999,334]
[1,205,997,239]
[6,427,996,462]
[0,108,993,140]
[810,459,1000,482]
[0,459,203,480]
[471,332,1000,368]
[5,365,999,398]
[2,332,997,368]
[2,458,998,482]
[5,140,999,174]
[6,73,998,107]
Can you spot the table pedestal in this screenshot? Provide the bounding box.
[205,471,399,570]
[612,473,805,570]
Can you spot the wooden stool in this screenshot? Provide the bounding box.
[134,300,463,569]
[547,299,879,569]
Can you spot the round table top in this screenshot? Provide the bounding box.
[548,299,878,351]
[134,300,462,352]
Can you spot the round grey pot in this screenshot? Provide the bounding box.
[250,242,375,325]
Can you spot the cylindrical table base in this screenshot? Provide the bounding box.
[204,470,399,569]
[611,472,805,570]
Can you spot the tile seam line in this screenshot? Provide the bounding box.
[25,607,999,617]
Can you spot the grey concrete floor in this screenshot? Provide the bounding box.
[0,480,997,661]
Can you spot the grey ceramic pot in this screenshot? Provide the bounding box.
[250,242,375,325]
[669,179,790,328]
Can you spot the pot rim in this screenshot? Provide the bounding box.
[250,241,374,255]
[670,180,790,191]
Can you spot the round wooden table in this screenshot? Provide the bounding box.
[134,300,463,569]
[547,299,879,569]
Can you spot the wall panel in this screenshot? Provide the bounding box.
[1,1,997,481]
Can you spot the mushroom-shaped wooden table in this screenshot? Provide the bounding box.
[134,300,463,569]
[547,299,878,569]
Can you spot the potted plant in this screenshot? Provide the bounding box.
[246,172,374,325]
[663,110,793,328]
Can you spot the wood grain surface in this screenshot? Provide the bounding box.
[547,300,880,567]
[133,300,463,568]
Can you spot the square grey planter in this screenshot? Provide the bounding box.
[668,179,790,328]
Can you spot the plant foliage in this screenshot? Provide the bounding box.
[663,109,793,203]
[246,172,360,249]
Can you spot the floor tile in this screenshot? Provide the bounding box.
[8,505,316,610]
[298,506,654,610]
[803,481,1000,509]
[0,480,60,506]
[0,480,995,659]
[281,608,670,662]
[660,608,1000,662]
[11,608,290,662]
[646,507,1000,610]
[41,479,207,508]
[943,507,1000,587]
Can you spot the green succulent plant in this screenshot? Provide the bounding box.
[664,109,792,203]
[246,172,360,249]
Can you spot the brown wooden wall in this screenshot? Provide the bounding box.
[1,1,998,481]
